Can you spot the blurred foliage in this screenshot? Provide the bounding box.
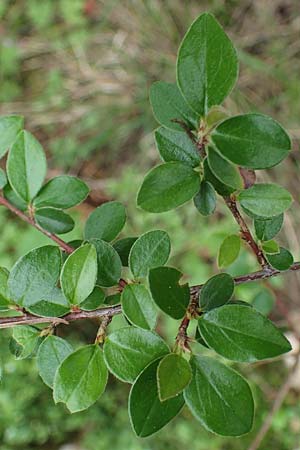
[0,0,300,449]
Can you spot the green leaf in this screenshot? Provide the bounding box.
[254,214,284,241]
[193,181,216,216]
[157,354,192,401]
[90,239,122,287]
[266,247,293,271]
[37,335,73,388]
[0,267,11,310]
[200,273,234,311]
[203,158,234,196]
[84,201,126,242]
[26,286,70,317]
[238,184,292,218]
[177,13,238,116]
[149,81,199,131]
[103,327,169,383]
[104,292,121,306]
[3,183,27,211]
[129,359,184,437]
[149,266,190,319]
[53,344,108,413]
[12,326,41,360]
[34,175,89,209]
[184,356,254,436]
[207,146,243,191]
[218,235,241,268]
[8,245,61,308]
[7,130,47,202]
[252,288,275,316]
[155,127,200,167]
[34,207,75,234]
[211,114,291,169]
[129,230,171,278]
[0,115,24,158]
[61,244,97,304]
[137,162,200,213]
[113,237,137,266]
[121,284,157,330]
[0,168,7,189]
[198,304,291,362]
[262,240,280,255]
[80,286,105,311]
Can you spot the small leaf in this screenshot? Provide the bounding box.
[198,304,291,362]
[252,288,275,316]
[200,273,234,311]
[129,359,184,437]
[149,266,190,319]
[129,230,171,278]
[211,114,291,169]
[0,168,7,189]
[218,235,241,268]
[3,183,27,211]
[7,130,47,202]
[157,353,192,401]
[61,244,97,304]
[184,356,254,436]
[113,237,137,266]
[35,207,75,234]
[262,240,280,255]
[207,146,243,191]
[103,327,169,383]
[149,81,199,131]
[177,13,238,115]
[266,247,293,271]
[155,127,200,167]
[193,181,216,216]
[90,239,122,287]
[34,175,89,209]
[12,326,41,360]
[254,214,284,241]
[26,286,70,317]
[37,335,73,387]
[0,115,24,158]
[53,344,108,413]
[8,245,61,308]
[238,184,292,218]
[203,158,234,196]
[84,201,126,242]
[80,286,105,311]
[121,284,157,330]
[137,162,200,213]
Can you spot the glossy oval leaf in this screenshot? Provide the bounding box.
[155,127,200,167]
[218,235,241,268]
[26,286,70,317]
[137,162,200,213]
[193,181,216,216]
[0,115,24,158]
[129,230,171,279]
[121,284,157,330]
[184,356,254,436]
[3,183,27,211]
[177,13,238,116]
[198,304,291,362]
[207,146,243,191]
[200,273,234,311]
[254,214,284,241]
[157,353,192,401]
[238,184,292,218]
[103,327,169,383]
[266,247,293,271]
[35,207,75,234]
[90,239,122,287]
[129,359,184,437]
[84,201,126,242]
[211,114,291,169]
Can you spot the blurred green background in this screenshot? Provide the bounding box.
[0,1,300,449]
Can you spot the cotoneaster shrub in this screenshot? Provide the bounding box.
[0,12,297,438]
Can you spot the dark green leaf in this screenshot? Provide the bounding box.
[198,304,291,362]
[35,207,74,234]
[0,168,7,189]
[218,235,241,268]
[149,81,199,131]
[90,239,122,287]
[184,356,254,436]
[207,146,243,191]
[177,13,238,115]
[200,273,234,311]
[193,181,216,216]
[121,284,157,330]
[26,286,70,317]
[137,162,200,213]
[12,326,41,360]
[84,201,126,242]
[3,183,27,211]
[0,115,24,158]
[103,327,169,383]
[104,292,121,306]
[155,127,200,167]
[238,184,292,218]
[113,237,137,266]
[129,359,184,437]
[157,353,192,401]
[80,286,105,311]
[203,158,234,196]
[61,244,97,304]
[53,344,108,413]
[37,335,73,387]
[129,230,171,278]
[211,114,291,169]
[254,214,284,241]
[149,266,190,319]
[266,247,293,270]
[7,130,47,202]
